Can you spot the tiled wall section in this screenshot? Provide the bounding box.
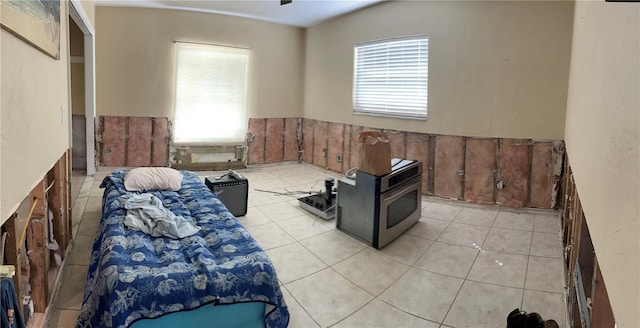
[97,116,170,167]
[248,118,564,209]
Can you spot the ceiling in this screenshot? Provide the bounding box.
[94,0,387,27]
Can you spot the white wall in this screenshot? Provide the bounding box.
[95,6,305,120]
[1,1,72,224]
[564,1,640,326]
[304,1,573,140]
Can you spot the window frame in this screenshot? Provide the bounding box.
[172,41,250,145]
[352,35,429,120]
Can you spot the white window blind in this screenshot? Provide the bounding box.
[353,36,428,119]
[174,42,249,144]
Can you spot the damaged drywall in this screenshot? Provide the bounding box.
[96,116,171,167]
[247,116,565,209]
[295,118,565,209]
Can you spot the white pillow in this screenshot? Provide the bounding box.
[124,167,183,191]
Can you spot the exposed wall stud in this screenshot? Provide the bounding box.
[28,180,48,313]
[464,138,496,204]
[265,118,285,163]
[427,134,436,196]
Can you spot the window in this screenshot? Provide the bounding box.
[353,36,428,119]
[174,42,249,144]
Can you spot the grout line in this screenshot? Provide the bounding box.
[377,297,442,325]
[463,277,528,291]
[520,222,536,309]
[280,284,323,328]
[439,215,495,325]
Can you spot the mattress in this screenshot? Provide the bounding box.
[76,170,289,328]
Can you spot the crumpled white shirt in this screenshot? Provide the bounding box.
[119,193,201,239]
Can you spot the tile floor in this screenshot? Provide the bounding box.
[47,163,567,328]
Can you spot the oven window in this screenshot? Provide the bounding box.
[387,190,418,228]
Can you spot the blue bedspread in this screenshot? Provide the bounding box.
[76,170,289,328]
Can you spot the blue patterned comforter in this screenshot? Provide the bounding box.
[76,170,289,328]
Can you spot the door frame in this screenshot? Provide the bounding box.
[69,0,96,175]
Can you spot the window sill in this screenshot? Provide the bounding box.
[353,111,427,121]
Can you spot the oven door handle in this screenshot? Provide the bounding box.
[382,179,419,203]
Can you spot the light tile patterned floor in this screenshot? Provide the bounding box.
[48,163,567,328]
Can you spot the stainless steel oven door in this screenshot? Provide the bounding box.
[376,176,422,248]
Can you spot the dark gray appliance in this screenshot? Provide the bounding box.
[337,159,422,249]
[205,174,248,217]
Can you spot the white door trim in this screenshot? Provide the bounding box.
[69,1,96,175]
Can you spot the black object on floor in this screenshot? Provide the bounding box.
[205,173,248,217]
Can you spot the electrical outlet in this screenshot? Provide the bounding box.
[60,105,66,123]
[337,154,343,162]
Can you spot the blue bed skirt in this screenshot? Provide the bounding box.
[130,302,266,328]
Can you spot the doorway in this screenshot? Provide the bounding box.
[68,1,96,177]
[70,18,86,172]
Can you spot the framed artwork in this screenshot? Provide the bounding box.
[1,0,61,59]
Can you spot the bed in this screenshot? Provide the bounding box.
[76,169,289,328]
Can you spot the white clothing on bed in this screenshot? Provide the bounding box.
[120,193,201,239]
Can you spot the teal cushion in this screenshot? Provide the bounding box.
[130,302,266,328]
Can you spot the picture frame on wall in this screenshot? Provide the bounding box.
[0,0,61,60]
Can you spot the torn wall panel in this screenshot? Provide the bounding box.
[301,118,314,164]
[405,132,430,195]
[434,135,464,200]
[464,138,497,204]
[247,118,266,165]
[348,125,363,170]
[265,118,285,163]
[496,139,530,207]
[342,125,352,170]
[312,120,328,168]
[126,117,153,167]
[101,116,126,166]
[327,122,345,173]
[151,117,170,167]
[283,118,299,161]
[530,141,564,209]
[384,129,406,159]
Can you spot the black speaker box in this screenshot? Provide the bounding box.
[205,175,248,217]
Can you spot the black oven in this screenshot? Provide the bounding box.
[337,159,422,249]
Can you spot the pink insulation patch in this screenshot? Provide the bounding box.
[126,117,152,167]
[102,116,126,166]
[265,118,284,163]
[464,138,497,204]
[434,135,464,200]
[384,130,406,159]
